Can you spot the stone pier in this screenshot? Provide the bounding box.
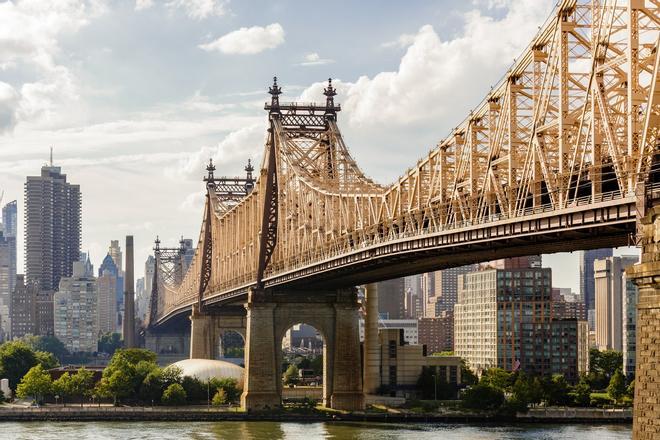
[628,196,660,440]
[189,306,246,359]
[363,283,381,394]
[241,287,364,411]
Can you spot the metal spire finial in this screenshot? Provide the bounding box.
[206,158,216,181]
[268,76,282,110]
[154,236,161,251]
[245,158,255,193]
[324,78,337,117]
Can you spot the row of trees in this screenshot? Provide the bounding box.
[11,348,240,406]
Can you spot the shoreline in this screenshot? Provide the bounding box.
[0,406,633,424]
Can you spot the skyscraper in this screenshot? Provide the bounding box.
[579,249,613,311]
[594,255,638,352]
[0,232,11,338]
[25,162,81,291]
[2,200,17,294]
[10,275,37,339]
[99,253,122,330]
[109,240,123,274]
[623,273,638,379]
[376,278,405,319]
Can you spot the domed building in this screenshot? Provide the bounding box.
[170,359,245,384]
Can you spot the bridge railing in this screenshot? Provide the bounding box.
[265,188,634,279]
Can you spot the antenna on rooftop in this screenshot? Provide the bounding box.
[50,147,53,166]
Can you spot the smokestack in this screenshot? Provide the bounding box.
[123,235,136,348]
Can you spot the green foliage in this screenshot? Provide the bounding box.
[52,373,73,405]
[110,348,156,366]
[209,377,240,403]
[97,333,122,355]
[224,347,244,358]
[139,369,164,403]
[16,364,52,403]
[590,393,613,407]
[160,366,183,388]
[543,374,572,406]
[461,384,505,410]
[460,361,478,386]
[182,376,207,403]
[23,336,68,359]
[70,367,95,406]
[211,388,227,406]
[511,373,542,409]
[283,364,299,385]
[432,351,455,357]
[161,383,186,406]
[607,369,626,403]
[572,376,592,407]
[101,348,159,403]
[96,369,133,405]
[589,349,623,389]
[35,351,59,370]
[626,379,635,399]
[0,341,38,391]
[309,355,323,376]
[479,368,514,391]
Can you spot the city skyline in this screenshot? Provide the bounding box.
[1,0,639,291]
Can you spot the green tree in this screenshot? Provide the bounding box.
[607,369,626,404]
[461,384,505,410]
[23,336,68,359]
[572,377,592,407]
[139,369,163,404]
[283,364,299,385]
[480,368,514,391]
[161,383,186,406]
[52,373,74,406]
[212,388,227,406]
[0,341,38,391]
[97,333,122,355]
[310,355,323,376]
[589,349,623,388]
[97,369,133,405]
[460,361,478,386]
[209,377,240,403]
[160,366,183,388]
[35,351,59,370]
[16,364,52,404]
[543,374,571,406]
[182,376,206,403]
[626,379,635,399]
[70,367,95,407]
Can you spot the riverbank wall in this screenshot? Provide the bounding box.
[0,406,632,424]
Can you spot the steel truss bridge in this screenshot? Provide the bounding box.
[149,0,660,327]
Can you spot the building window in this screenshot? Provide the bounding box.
[388,340,397,359]
[389,366,397,386]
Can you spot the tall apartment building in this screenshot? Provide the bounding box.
[97,271,118,334]
[421,265,478,318]
[0,232,11,338]
[54,261,98,353]
[455,267,554,376]
[579,248,613,311]
[25,163,81,291]
[10,275,37,339]
[35,290,54,336]
[622,273,638,378]
[594,255,638,351]
[2,200,17,294]
[376,278,405,319]
[552,288,587,320]
[135,277,146,321]
[404,275,423,319]
[418,310,454,354]
[550,319,590,382]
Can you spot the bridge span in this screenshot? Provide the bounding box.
[146,1,660,437]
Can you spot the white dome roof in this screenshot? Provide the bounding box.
[170,358,244,384]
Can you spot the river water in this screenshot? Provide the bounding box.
[0,421,632,439]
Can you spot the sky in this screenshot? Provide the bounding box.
[0,0,638,292]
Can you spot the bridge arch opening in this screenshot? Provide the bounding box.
[279,322,325,407]
[217,330,245,365]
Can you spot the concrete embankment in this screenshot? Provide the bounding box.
[0,406,632,424]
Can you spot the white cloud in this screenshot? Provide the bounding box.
[301,1,552,130]
[0,1,104,131]
[135,0,154,11]
[168,123,266,179]
[199,23,285,55]
[381,33,416,49]
[299,52,334,66]
[166,0,229,20]
[0,82,20,133]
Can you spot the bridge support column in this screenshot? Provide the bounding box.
[189,306,214,359]
[363,283,381,395]
[629,202,660,440]
[241,291,280,410]
[330,296,364,410]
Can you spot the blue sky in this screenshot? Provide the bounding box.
[0,0,637,291]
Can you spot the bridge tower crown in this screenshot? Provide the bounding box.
[267,76,282,114]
